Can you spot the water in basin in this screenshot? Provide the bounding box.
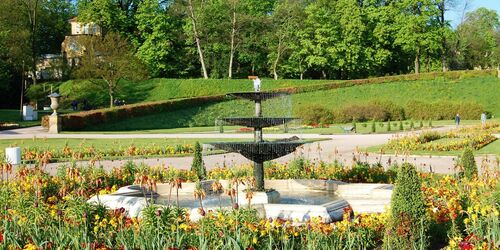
[156,191,339,209]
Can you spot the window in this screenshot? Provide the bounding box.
[75,24,80,34]
[83,25,89,34]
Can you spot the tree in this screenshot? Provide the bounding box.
[135,0,181,77]
[393,0,441,74]
[460,147,477,179]
[191,141,206,180]
[186,0,208,79]
[383,163,429,249]
[456,8,500,69]
[74,32,147,107]
[267,0,305,80]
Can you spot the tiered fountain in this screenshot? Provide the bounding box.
[208,91,304,193]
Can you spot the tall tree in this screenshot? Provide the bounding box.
[267,0,305,80]
[135,0,182,77]
[74,32,147,107]
[186,0,208,79]
[393,0,440,74]
[457,8,500,69]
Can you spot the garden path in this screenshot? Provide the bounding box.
[2,126,498,175]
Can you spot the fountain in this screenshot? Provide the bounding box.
[89,91,394,223]
[207,91,304,191]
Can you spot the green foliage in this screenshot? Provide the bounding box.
[297,105,334,125]
[429,120,433,128]
[387,120,391,132]
[191,141,206,180]
[399,120,404,131]
[460,148,477,179]
[410,120,414,130]
[352,120,357,131]
[371,120,376,133]
[406,100,485,120]
[383,163,429,249]
[419,120,424,128]
[73,32,148,108]
[335,100,405,123]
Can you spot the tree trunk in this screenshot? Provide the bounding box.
[439,1,448,72]
[272,39,282,80]
[228,8,236,79]
[108,83,114,108]
[414,48,420,75]
[187,0,208,79]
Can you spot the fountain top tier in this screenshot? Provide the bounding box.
[221,117,297,129]
[228,92,289,102]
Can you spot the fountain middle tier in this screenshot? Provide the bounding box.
[221,117,297,129]
[209,141,304,163]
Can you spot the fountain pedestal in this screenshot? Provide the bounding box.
[237,190,280,206]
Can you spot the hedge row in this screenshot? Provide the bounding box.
[298,100,486,124]
[45,70,495,130]
[43,95,225,130]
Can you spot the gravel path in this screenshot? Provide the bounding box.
[2,126,498,175]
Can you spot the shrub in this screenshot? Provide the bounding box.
[191,142,206,180]
[387,120,391,131]
[42,95,225,130]
[419,120,423,128]
[383,163,429,250]
[335,100,404,123]
[460,148,477,179]
[405,100,484,120]
[399,120,403,130]
[297,104,334,125]
[371,120,376,133]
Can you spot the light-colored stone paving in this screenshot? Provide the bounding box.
[2,126,498,175]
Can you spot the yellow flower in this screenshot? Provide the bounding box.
[252,236,258,244]
[23,243,37,250]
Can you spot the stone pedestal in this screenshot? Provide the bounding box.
[238,190,280,205]
[48,115,61,134]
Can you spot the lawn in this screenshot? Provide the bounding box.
[86,75,500,131]
[59,78,333,107]
[0,138,246,162]
[0,109,52,128]
[74,119,489,134]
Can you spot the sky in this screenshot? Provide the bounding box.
[446,0,500,28]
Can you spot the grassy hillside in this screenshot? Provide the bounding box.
[59,78,332,107]
[88,75,500,131]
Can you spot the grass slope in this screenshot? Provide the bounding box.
[88,76,500,131]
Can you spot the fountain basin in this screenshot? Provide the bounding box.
[221,117,297,128]
[228,92,289,101]
[88,180,392,223]
[208,141,305,162]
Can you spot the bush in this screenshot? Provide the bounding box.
[371,120,376,133]
[460,148,477,179]
[399,120,403,130]
[43,95,225,130]
[405,100,485,120]
[191,142,206,180]
[296,104,334,125]
[387,120,391,131]
[383,163,429,249]
[335,100,404,123]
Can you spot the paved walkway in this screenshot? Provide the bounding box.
[2,126,498,175]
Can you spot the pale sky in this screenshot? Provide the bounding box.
[446,0,500,28]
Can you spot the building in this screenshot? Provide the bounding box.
[61,17,102,67]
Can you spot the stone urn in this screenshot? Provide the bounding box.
[47,92,61,116]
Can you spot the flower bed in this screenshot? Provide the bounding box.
[0,160,498,249]
[385,124,498,152]
[1,144,195,164]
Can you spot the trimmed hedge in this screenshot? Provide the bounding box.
[43,95,225,131]
[405,100,484,120]
[45,70,495,130]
